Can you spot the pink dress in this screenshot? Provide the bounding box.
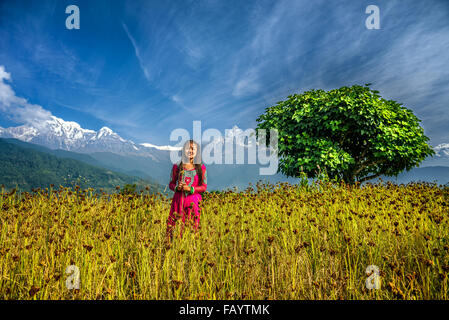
[166,163,207,238]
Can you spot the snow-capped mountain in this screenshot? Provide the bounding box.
[0,115,172,160]
[0,115,269,161]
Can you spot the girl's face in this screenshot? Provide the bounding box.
[184,143,197,160]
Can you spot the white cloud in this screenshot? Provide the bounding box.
[171,95,182,104]
[0,65,53,128]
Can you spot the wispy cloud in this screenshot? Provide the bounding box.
[309,0,449,144]
[232,67,261,97]
[2,0,448,147]
[122,22,151,82]
[175,26,205,69]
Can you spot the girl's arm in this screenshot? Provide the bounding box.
[191,164,207,194]
[169,164,179,191]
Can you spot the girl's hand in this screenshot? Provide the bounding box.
[177,182,185,191]
[182,184,191,192]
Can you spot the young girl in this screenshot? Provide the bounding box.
[165,139,207,241]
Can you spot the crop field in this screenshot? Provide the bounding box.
[0,181,448,300]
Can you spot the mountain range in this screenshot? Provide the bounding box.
[1,115,449,190]
[0,115,167,160]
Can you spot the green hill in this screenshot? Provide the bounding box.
[0,138,163,193]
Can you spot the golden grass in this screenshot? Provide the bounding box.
[0,180,448,300]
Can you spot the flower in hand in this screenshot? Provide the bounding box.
[177,182,184,191]
[177,182,191,192]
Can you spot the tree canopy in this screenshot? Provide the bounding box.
[256,84,435,184]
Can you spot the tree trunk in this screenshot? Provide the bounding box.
[359,172,382,183]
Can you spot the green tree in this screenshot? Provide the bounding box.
[256,84,435,184]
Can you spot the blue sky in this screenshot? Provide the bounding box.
[0,0,448,146]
